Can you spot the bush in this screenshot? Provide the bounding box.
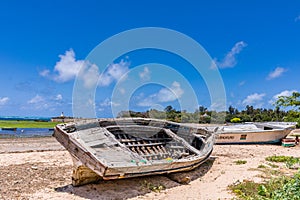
[230,117,241,123]
[234,160,247,165]
[229,172,300,199]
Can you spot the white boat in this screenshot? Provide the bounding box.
[53,118,215,186]
[215,122,297,144]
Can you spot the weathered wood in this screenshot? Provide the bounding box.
[72,165,102,186]
[53,118,215,184]
[167,173,191,184]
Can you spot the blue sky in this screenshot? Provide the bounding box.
[0,0,299,117]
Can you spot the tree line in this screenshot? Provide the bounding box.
[118,92,300,127]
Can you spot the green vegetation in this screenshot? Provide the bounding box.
[230,117,241,123]
[266,155,293,163]
[142,180,166,193]
[229,171,300,199]
[0,120,61,128]
[234,160,247,165]
[266,163,279,168]
[266,155,300,169]
[118,92,300,127]
[275,91,300,127]
[257,164,267,169]
[275,92,300,110]
[229,156,300,199]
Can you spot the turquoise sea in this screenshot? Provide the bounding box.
[0,116,51,121]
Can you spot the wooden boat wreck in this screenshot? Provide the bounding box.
[53,118,215,186]
[215,122,297,144]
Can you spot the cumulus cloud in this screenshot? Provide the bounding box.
[98,60,129,86]
[242,93,266,107]
[269,90,298,104]
[40,49,86,83]
[53,49,85,82]
[139,67,151,81]
[55,94,63,101]
[267,67,287,80]
[41,49,130,89]
[138,81,184,107]
[79,63,100,88]
[0,97,9,106]
[215,41,247,69]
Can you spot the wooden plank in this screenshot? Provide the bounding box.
[125,142,164,148]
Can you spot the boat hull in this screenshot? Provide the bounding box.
[215,129,291,144]
[53,118,215,185]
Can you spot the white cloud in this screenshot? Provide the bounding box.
[39,69,50,77]
[273,90,297,99]
[242,93,266,107]
[40,49,87,83]
[27,95,50,110]
[98,60,129,86]
[55,94,63,101]
[138,81,184,107]
[269,90,298,104]
[0,97,9,106]
[79,63,100,88]
[138,97,155,107]
[210,61,218,70]
[28,95,44,104]
[267,67,287,80]
[41,49,130,89]
[53,49,85,82]
[157,81,184,102]
[24,94,69,112]
[139,67,151,81]
[215,41,247,68]
[210,102,226,111]
[295,15,300,22]
[99,98,120,107]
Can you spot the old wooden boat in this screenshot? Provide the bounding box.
[215,122,297,144]
[53,118,215,186]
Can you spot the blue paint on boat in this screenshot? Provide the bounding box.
[215,139,281,145]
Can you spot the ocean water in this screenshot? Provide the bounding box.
[0,116,51,121]
[0,116,54,138]
[0,128,54,138]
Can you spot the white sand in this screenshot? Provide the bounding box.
[0,136,299,200]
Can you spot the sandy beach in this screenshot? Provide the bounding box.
[0,134,299,200]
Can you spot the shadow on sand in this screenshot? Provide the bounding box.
[54,158,215,200]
